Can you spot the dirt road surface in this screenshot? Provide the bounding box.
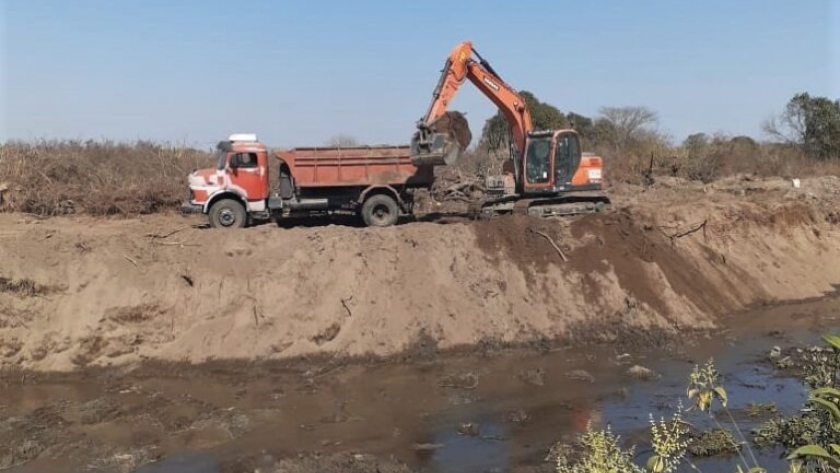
[2,175,840,472]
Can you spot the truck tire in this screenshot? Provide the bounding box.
[361,194,399,227]
[209,198,247,229]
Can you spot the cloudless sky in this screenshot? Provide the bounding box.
[1,0,838,148]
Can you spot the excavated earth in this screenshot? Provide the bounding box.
[2,175,840,473]
[1,176,840,371]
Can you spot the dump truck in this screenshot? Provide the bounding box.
[182,134,433,228]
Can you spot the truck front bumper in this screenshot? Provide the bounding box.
[180,201,204,215]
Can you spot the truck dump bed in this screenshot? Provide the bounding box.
[275,145,433,188]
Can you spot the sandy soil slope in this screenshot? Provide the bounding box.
[1,176,839,371]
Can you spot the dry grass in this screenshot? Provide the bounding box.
[597,140,840,187]
[0,276,48,297]
[457,138,840,188]
[1,138,836,217]
[0,140,213,216]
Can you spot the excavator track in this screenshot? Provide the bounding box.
[515,193,609,218]
[471,191,610,220]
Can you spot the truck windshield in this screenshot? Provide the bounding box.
[525,137,551,184]
[215,150,227,170]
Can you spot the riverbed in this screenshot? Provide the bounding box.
[4,293,840,473]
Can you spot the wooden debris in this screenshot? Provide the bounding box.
[529,229,568,262]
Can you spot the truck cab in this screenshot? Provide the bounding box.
[183,134,270,228]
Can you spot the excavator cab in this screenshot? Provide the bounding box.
[524,134,552,186]
[521,130,603,195]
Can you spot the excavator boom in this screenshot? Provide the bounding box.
[410,41,533,167]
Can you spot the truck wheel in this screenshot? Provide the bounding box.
[209,199,247,229]
[361,194,399,227]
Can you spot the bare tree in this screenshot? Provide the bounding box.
[597,106,659,151]
[327,134,359,147]
[762,97,807,146]
[763,93,840,159]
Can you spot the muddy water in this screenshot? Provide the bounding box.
[5,294,840,473]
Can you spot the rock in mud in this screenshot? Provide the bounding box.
[503,409,529,424]
[79,398,124,425]
[566,369,595,383]
[412,443,444,451]
[446,392,476,406]
[518,367,545,386]
[626,365,660,381]
[438,372,480,389]
[458,422,480,437]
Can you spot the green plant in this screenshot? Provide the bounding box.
[555,424,645,473]
[750,335,840,473]
[688,429,741,458]
[687,359,763,472]
[764,93,840,160]
[480,90,568,153]
[746,403,779,418]
[784,335,840,473]
[647,402,690,473]
[551,335,840,473]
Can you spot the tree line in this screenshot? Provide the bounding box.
[479,91,840,162]
[327,91,840,183]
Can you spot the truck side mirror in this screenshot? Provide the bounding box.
[228,154,239,169]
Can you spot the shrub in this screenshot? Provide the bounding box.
[0,140,213,216]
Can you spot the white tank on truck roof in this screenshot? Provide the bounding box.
[228,133,258,143]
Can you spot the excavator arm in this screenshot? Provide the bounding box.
[410,41,534,167]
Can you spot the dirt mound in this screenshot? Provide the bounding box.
[473,214,573,280]
[568,211,727,316]
[1,177,840,371]
[431,111,472,150]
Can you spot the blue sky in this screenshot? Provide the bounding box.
[1,0,837,148]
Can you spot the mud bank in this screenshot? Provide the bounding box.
[1,176,839,371]
[3,293,840,473]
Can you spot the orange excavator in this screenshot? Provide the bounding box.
[410,41,609,217]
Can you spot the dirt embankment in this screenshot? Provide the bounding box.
[1,176,839,371]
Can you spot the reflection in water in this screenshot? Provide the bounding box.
[425,420,509,473]
[136,454,218,473]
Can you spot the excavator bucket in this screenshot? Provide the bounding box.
[410,111,472,167]
[410,131,462,166]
